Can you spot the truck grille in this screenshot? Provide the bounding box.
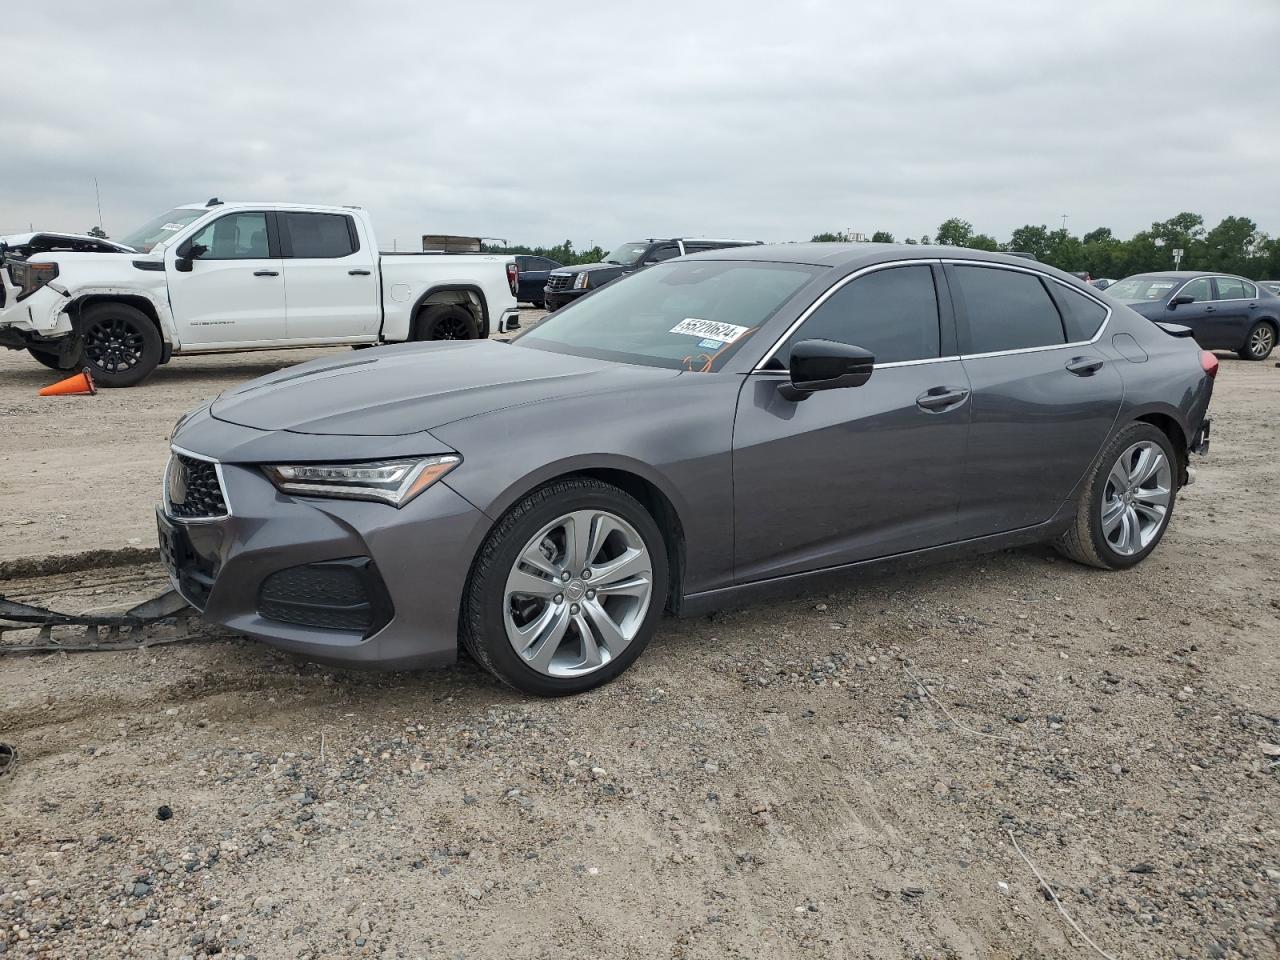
[165,453,227,520]
[546,273,573,291]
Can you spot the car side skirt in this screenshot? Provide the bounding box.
[678,503,1076,618]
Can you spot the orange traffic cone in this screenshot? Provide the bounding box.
[38,367,97,397]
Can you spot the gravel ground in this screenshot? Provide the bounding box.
[0,351,1277,959]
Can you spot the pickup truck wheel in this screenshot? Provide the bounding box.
[414,304,478,341]
[80,303,162,387]
[27,347,75,371]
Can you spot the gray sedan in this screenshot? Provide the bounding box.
[161,245,1215,695]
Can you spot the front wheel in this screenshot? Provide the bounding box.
[1238,321,1276,361]
[28,347,73,371]
[79,302,162,387]
[462,478,669,696]
[1054,422,1178,570]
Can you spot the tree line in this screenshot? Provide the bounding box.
[482,239,608,266]
[812,213,1280,280]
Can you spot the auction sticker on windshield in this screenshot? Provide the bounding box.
[670,318,750,343]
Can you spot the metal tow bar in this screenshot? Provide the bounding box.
[0,589,204,656]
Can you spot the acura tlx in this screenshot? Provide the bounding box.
[160,244,1214,695]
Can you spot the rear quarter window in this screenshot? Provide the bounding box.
[1050,284,1109,342]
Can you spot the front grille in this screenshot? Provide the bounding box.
[166,453,227,519]
[258,558,393,635]
[546,273,573,291]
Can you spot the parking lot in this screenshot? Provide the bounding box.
[0,336,1276,958]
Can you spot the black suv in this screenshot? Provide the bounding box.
[543,238,761,310]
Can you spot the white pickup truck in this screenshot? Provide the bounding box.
[0,200,520,386]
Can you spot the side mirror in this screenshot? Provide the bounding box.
[778,339,874,401]
[1169,294,1195,307]
[175,242,208,273]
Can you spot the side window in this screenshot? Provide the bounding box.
[1179,278,1212,302]
[783,265,940,365]
[188,212,269,260]
[1214,277,1247,300]
[1240,280,1257,299]
[280,212,357,258]
[953,266,1065,354]
[643,244,680,265]
[1050,284,1109,342]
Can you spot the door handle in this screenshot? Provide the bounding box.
[1204,306,1216,313]
[348,269,371,276]
[1065,356,1104,376]
[916,386,969,412]
[253,270,279,277]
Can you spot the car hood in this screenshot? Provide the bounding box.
[0,231,136,256]
[551,262,630,276]
[209,339,677,437]
[1111,298,1166,318]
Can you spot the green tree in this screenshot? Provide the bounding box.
[87,225,108,239]
[1007,225,1050,261]
[1043,228,1083,271]
[969,233,1000,252]
[870,230,895,243]
[810,231,848,242]
[1201,216,1259,275]
[934,219,973,247]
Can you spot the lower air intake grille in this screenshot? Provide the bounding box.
[258,558,393,635]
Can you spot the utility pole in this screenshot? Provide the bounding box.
[1061,214,1068,232]
[94,178,104,232]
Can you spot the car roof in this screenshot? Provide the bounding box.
[681,242,1084,276]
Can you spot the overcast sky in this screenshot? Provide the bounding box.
[1,1,1277,250]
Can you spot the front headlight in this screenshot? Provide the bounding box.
[263,455,460,507]
[13,260,59,301]
[573,272,590,290]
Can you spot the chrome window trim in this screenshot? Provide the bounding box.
[752,257,1114,371]
[1168,275,1258,305]
[163,444,232,523]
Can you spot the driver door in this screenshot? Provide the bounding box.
[165,210,287,348]
[731,262,971,583]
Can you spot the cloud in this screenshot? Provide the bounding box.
[1,0,1276,248]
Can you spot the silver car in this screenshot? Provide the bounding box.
[161,245,1215,695]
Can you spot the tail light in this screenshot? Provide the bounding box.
[506,261,519,297]
[1199,350,1218,379]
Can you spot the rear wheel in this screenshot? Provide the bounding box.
[79,302,162,387]
[414,304,478,341]
[1054,422,1177,570]
[462,478,669,696]
[1238,321,1276,361]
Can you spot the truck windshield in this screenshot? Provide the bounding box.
[602,242,649,266]
[118,208,208,253]
[514,260,822,371]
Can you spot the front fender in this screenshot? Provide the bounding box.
[66,285,177,347]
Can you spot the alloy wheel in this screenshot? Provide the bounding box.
[83,317,145,373]
[432,315,471,340]
[503,509,654,678]
[1100,440,1172,556]
[1250,324,1275,358]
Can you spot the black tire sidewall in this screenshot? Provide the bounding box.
[1085,423,1178,569]
[416,305,478,341]
[28,347,74,371]
[467,482,669,696]
[80,303,162,387]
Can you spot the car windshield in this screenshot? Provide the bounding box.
[514,259,822,370]
[118,208,208,253]
[601,242,649,266]
[1106,275,1182,301]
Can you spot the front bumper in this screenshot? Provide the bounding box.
[543,287,587,311]
[0,283,71,339]
[158,457,490,669]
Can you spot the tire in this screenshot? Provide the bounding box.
[413,304,478,341]
[462,477,670,696]
[28,347,74,371]
[532,300,545,310]
[1053,422,1178,570]
[79,302,162,387]
[1238,320,1276,361]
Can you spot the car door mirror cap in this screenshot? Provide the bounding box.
[1169,294,1195,307]
[174,242,208,273]
[779,339,875,401]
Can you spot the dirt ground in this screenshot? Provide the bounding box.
[0,343,1278,959]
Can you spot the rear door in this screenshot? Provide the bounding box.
[946,262,1122,537]
[1207,276,1255,348]
[278,211,379,342]
[165,209,287,347]
[732,262,971,581]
